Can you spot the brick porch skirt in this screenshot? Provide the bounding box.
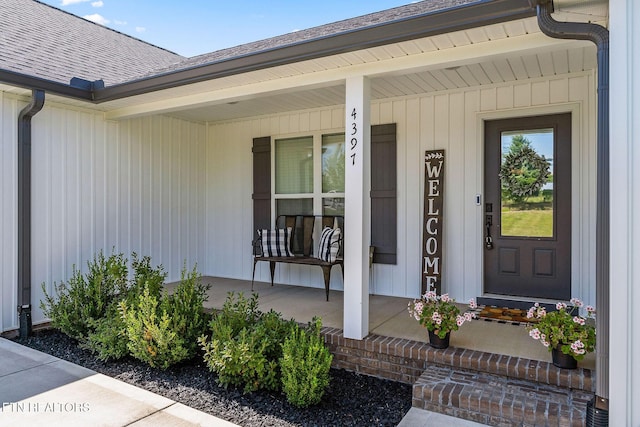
[321,327,594,427]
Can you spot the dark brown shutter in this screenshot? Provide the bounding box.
[370,124,397,264]
[253,136,271,237]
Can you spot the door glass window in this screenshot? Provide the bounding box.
[499,129,554,238]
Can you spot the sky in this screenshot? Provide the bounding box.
[38,0,414,58]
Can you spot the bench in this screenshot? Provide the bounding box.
[252,215,344,301]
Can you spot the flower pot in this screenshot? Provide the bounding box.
[551,345,578,369]
[428,330,450,349]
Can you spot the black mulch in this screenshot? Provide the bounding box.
[14,329,412,426]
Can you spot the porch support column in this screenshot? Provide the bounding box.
[343,76,371,340]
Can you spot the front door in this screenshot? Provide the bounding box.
[483,113,571,300]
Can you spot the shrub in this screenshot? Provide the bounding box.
[120,285,188,369]
[121,263,209,369]
[82,305,130,361]
[280,317,333,407]
[81,254,167,361]
[199,292,295,393]
[169,264,210,357]
[40,251,128,342]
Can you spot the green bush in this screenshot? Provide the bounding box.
[169,264,210,357]
[121,264,209,369]
[40,251,128,342]
[280,317,333,407]
[81,254,167,361]
[82,305,129,361]
[199,292,295,393]
[120,285,189,369]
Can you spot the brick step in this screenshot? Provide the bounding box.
[413,365,593,426]
[322,329,594,392]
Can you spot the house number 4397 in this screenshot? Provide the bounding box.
[349,108,358,166]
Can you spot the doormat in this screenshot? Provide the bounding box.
[473,305,538,325]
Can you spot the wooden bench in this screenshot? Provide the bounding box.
[252,215,343,301]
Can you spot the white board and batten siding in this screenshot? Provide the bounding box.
[0,93,207,332]
[207,72,597,308]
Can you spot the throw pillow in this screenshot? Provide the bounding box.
[317,227,341,262]
[260,228,293,257]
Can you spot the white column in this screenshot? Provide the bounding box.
[609,0,640,424]
[343,76,371,340]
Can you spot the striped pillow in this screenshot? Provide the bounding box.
[317,227,341,262]
[260,228,293,257]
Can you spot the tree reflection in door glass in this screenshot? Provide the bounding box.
[499,129,554,238]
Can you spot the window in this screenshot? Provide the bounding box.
[274,132,345,217]
[253,123,396,265]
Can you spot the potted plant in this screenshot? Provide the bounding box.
[407,291,477,349]
[526,298,596,369]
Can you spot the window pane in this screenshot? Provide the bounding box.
[275,136,313,194]
[322,133,345,193]
[276,199,313,216]
[499,129,554,238]
[323,197,344,216]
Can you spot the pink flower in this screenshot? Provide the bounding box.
[540,334,549,347]
[526,308,535,319]
[469,299,477,309]
[571,340,586,355]
[431,312,442,324]
[529,328,541,340]
[441,293,450,303]
[464,312,474,321]
[570,298,584,307]
[573,316,586,326]
[586,305,596,314]
[456,315,465,327]
[556,302,567,310]
[424,291,437,300]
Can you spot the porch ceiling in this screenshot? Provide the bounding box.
[97,13,603,124]
[164,43,596,123]
[163,44,596,123]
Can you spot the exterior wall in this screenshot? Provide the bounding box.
[609,0,640,422]
[206,72,597,306]
[0,92,207,332]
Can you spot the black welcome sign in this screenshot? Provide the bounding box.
[422,150,444,295]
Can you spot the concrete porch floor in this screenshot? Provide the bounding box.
[185,277,595,371]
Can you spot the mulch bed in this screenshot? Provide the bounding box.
[14,329,412,427]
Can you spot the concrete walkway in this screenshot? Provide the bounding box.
[0,338,236,427]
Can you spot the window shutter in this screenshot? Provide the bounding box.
[253,137,271,237]
[370,124,397,264]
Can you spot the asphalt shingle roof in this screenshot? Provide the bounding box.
[0,0,184,86]
[0,0,476,88]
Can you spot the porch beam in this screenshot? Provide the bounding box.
[104,32,583,120]
[343,76,371,340]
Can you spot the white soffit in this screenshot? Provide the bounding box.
[97,14,602,122]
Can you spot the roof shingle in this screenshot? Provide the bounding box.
[0,0,184,86]
[0,0,476,88]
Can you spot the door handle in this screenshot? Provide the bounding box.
[485,215,494,250]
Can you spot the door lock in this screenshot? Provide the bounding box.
[485,215,494,250]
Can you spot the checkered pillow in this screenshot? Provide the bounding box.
[260,228,293,257]
[317,227,341,262]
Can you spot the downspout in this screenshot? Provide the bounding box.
[533,1,609,425]
[17,89,45,338]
